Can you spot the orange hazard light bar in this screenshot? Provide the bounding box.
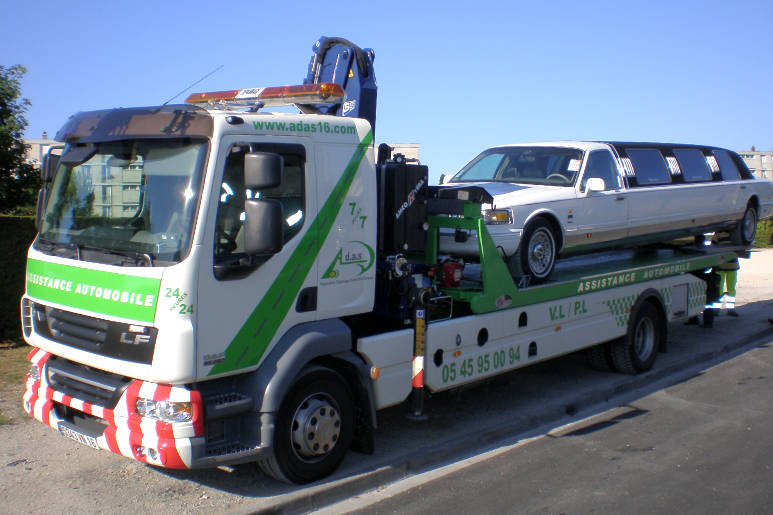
[185,83,345,107]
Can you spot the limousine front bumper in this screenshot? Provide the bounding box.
[438,225,522,258]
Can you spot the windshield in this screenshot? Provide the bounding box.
[37,139,207,266]
[451,147,584,187]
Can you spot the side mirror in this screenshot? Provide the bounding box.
[244,198,283,255]
[439,173,453,185]
[585,177,605,194]
[41,146,63,183]
[34,188,48,231]
[245,152,282,189]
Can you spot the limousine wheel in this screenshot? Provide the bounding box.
[730,204,757,246]
[517,218,557,283]
[611,301,662,374]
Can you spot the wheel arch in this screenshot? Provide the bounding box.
[746,194,759,212]
[251,319,376,437]
[522,209,565,252]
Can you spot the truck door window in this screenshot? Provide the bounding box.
[581,150,621,191]
[213,143,306,274]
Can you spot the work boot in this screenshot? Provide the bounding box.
[701,309,715,328]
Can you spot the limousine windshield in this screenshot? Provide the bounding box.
[452,147,584,187]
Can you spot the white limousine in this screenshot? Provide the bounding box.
[439,141,773,282]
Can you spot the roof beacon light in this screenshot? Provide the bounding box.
[185,83,345,108]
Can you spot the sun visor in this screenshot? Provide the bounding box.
[55,105,213,143]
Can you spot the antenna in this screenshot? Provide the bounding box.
[162,65,224,107]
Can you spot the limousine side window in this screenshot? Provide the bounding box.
[712,150,742,181]
[673,148,712,182]
[625,148,671,186]
[580,150,621,191]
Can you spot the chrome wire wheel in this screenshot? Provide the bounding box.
[290,393,342,461]
[527,227,556,278]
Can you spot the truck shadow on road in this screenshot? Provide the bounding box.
[153,299,773,502]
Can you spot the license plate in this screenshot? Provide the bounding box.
[58,423,100,449]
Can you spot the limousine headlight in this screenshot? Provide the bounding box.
[483,208,512,225]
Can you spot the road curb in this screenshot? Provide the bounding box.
[244,326,773,514]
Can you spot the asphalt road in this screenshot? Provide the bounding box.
[331,338,773,514]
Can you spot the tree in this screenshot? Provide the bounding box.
[0,65,40,214]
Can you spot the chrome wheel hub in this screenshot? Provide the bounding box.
[528,228,555,276]
[291,394,341,460]
[633,317,655,361]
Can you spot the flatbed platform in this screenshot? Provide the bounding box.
[453,244,744,311]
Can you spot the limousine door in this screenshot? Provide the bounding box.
[625,148,732,242]
[569,150,628,249]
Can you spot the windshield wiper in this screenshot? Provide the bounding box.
[78,244,156,267]
[37,237,155,266]
[37,237,83,260]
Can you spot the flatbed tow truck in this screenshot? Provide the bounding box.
[20,37,744,484]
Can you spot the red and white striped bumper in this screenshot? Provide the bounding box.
[22,348,204,469]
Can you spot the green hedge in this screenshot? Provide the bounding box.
[0,216,36,339]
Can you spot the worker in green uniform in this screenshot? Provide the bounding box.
[716,258,739,317]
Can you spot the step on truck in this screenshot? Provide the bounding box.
[21,36,743,484]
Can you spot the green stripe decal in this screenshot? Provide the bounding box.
[26,258,160,323]
[209,130,374,376]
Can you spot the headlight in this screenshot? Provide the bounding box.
[135,398,192,423]
[482,208,512,225]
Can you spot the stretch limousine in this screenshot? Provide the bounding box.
[439,141,773,282]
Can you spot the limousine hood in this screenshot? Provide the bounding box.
[447,181,576,208]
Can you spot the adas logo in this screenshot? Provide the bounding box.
[323,241,375,279]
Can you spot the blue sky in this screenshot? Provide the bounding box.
[3,0,772,184]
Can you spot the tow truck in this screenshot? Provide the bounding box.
[21,37,743,484]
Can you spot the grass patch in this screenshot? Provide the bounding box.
[755,220,773,249]
[0,342,31,425]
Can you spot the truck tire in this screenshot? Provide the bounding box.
[730,203,757,246]
[259,368,354,484]
[516,218,557,284]
[586,342,615,372]
[611,301,661,374]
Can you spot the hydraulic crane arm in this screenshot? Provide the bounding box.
[303,36,378,133]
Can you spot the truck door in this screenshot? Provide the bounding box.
[196,137,319,377]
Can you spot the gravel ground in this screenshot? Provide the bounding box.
[2,248,772,514]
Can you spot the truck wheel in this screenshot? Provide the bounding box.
[586,342,615,372]
[730,203,757,246]
[517,218,557,283]
[260,368,354,484]
[611,301,661,374]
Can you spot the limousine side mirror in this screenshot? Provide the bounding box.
[585,178,606,195]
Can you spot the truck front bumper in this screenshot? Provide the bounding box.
[22,348,273,469]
